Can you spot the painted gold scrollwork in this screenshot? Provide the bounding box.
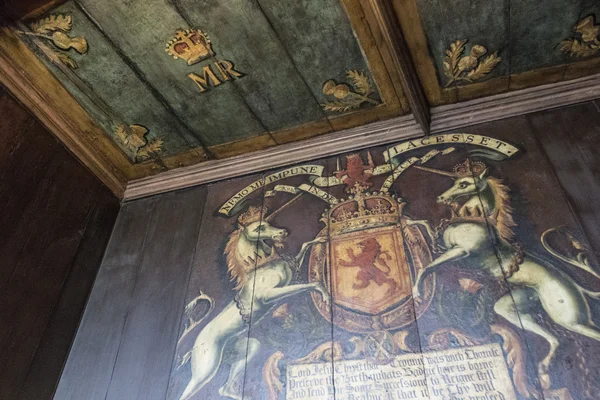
[262,342,343,400]
[560,15,600,58]
[262,351,285,400]
[443,39,501,87]
[294,342,343,364]
[17,14,88,69]
[491,324,540,398]
[426,327,477,350]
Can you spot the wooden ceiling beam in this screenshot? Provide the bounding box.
[365,0,431,135]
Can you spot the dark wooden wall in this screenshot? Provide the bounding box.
[0,85,120,400]
[529,100,600,256]
[54,99,600,400]
[55,186,208,400]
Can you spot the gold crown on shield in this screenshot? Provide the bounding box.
[323,191,399,235]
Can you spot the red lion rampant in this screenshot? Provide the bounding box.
[338,238,397,295]
[334,153,375,192]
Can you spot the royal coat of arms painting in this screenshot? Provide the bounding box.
[164,132,600,400]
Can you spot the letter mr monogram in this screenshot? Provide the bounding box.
[165,28,244,92]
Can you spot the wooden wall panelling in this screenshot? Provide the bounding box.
[460,115,600,398]
[461,128,549,398]
[0,86,119,399]
[253,159,336,399]
[19,187,120,400]
[54,197,160,400]
[75,0,267,148]
[327,145,429,396]
[527,101,600,257]
[0,116,100,399]
[166,173,264,400]
[387,136,544,399]
[104,187,207,400]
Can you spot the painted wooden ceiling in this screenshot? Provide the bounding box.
[8,0,407,167]
[399,0,600,104]
[1,0,599,185]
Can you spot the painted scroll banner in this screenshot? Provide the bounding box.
[286,343,516,400]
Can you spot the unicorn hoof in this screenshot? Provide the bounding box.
[218,384,244,400]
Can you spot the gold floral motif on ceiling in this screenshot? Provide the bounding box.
[443,40,501,87]
[561,15,600,58]
[17,14,88,69]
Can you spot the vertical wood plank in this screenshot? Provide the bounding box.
[105,186,207,400]
[462,115,600,398]
[54,196,159,400]
[0,90,105,399]
[18,187,120,400]
[166,175,263,400]
[0,85,120,399]
[527,101,600,256]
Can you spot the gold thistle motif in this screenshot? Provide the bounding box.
[19,14,88,69]
[443,40,501,87]
[114,124,163,162]
[560,15,600,58]
[166,29,214,65]
[321,70,379,112]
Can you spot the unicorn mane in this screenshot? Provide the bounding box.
[225,229,251,291]
[487,177,516,243]
[224,227,280,291]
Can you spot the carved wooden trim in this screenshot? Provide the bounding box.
[0,27,129,197]
[0,48,127,197]
[124,115,422,199]
[430,73,600,132]
[125,73,600,200]
[366,0,431,134]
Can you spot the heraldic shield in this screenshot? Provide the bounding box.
[308,190,435,333]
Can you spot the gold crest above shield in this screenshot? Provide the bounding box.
[309,190,435,333]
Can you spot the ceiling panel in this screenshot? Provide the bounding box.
[415,0,510,88]
[394,0,600,105]
[509,0,580,75]
[3,0,599,188]
[23,1,204,162]
[12,0,406,171]
[73,0,268,147]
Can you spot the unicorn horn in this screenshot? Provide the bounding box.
[265,193,305,222]
[412,165,458,178]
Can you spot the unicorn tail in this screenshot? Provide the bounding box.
[176,291,215,369]
[541,227,600,280]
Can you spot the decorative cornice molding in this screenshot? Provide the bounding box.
[124,114,422,200]
[125,73,600,200]
[430,73,600,132]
